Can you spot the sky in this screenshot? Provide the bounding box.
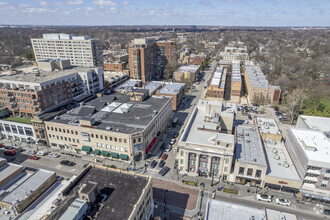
[0,0,329,26]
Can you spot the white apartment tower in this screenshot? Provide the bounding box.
[31,34,103,67]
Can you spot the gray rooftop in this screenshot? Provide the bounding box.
[1,169,55,205]
[257,117,281,135]
[50,167,149,220]
[235,126,267,167]
[232,64,241,82]
[47,93,171,134]
[158,82,184,95]
[144,81,165,94]
[0,163,22,184]
[245,66,280,89]
[114,79,141,91]
[264,141,301,181]
[0,66,99,84]
[180,100,234,150]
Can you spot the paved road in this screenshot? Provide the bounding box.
[214,193,330,220]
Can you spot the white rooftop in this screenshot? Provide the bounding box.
[257,117,281,135]
[158,82,185,95]
[205,199,265,220]
[176,65,200,73]
[289,128,330,166]
[245,66,280,89]
[264,141,301,181]
[180,100,234,150]
[265,209,297,220]
[297,115,330,136]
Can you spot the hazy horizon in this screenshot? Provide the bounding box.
[0,0,329,27]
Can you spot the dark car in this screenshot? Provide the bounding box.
[173,132,178,138]
[252,104,259,107]
[158,160,165,168]
[160,143,166,150]
[150,160,158,168]
[324,209,330,215]
[60,160,70,165]
[248,114,252,120]
[159,166,170,176]
[4,150,16,156]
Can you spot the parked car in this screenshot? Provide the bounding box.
[256,194,272,202]
[324,209,330,215]
[165,145,172,152]
[248,114,252,120]
[158,160,165,168]
[0,144,4,148]
[60,160,75,166]
[29,156,40,160]
[159,166,170,176]
[37,151,47,156]
[4,150,16,156]
[150,160,158,168]
[161,153,168,160]
[173,132,178,138]
[275,198,291,206]
[48,153,59,158]
[57,176,64,181]
[169,138,176,145]
[83,164,89,168]
[26,149,36,155]
[160,143,166,150]
[174,146,178,152]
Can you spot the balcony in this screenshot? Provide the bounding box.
[304,176,318,183]
[306,169,320,176]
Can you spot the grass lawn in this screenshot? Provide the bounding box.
[320,97,330,110]
[3,116,32,124]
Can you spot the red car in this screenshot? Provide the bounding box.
[0,144,4,148]
[161,153,168,160]
[4,150,16,156]
[29,156,40,160]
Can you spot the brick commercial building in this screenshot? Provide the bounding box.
[244,66,281,105]
[0,61,103,117]
[174,65,200,83]
[32,33,103,67]
[103,61,126,72]
[44,92,173,161]
[206,66,227,98]
[145,81,185,111]
[128,37,176,83]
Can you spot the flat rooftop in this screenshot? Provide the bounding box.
[50,167,149,220]
[265,209,297,220]
[264,141,301,181]
[47,93,171,134]
[245,66,280,89]
[232,64,241,82]
[176,65,200,73]
[180,100,234,150]
[114,79,141,91]
[257,117,281,135]
[0,66,100,84]
[0,162,22,184]
[298,115,330,134]
[158,82,184,95]
[145,81,165,94]
[289,128,330,166]
[205,199,265,220]
[236,126,267,167]
[1,169,55,205]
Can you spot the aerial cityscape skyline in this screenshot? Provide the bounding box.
[0,0,329,26]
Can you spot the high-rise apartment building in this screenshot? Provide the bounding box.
[128,37,176,83]
[31,34,103,67]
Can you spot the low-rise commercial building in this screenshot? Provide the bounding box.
[50,165,153,220]
[0,64,103,116]
[205,199,266,220]
[233,126,267,187]
[263,140,301,192]
[219,51,249,62]
[256,117,282,142]
[145,81,185,111]
[104,61,126,72]
[177,100,235,181]
[0,117,36,142]
[244,66,281,105]
[44,93,173,161]
[174,65,200,82]
[286,128,330,201]
[103,71,128,90]
[296,115,330,140]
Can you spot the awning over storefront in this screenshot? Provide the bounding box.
[120,154,128,160]
[94,149,100,155]
[101,150,109,156]
[111,152,119,158]
[145,137,157,154]
[82,145,92,152]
